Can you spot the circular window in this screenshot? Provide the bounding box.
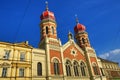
[72,51,76,54]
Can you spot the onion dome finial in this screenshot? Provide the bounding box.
[75,14,79,24]
[74,15,86,33]
[45,1,49,11]
[40,1,55,20]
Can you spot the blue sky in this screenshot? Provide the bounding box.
[0,0,120,64]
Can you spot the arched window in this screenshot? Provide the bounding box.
[51,27,54,34]
[46,27,48,34]
[73,61,79,76]
[92,63,99,75]
[53,59,59,75]
[37,62,42,76]
[86,38,89,43]
[80,62,86,76]
[82,38,85,44]
[65,60,71,76]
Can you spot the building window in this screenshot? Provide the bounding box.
[4,50,10,59]
[53,59,59,75]
[46,26,48,34]
[37,62,42,76]
[2,67,7,77]
[19,68,24,77]
[82,38,85,44]
[80,62,86,76]
[70,48,77,57]
[65,60,71,76]
[92,63,99,75]
[86,38,89,43]
[73,61,79,76]
[100,68,105,76]
[20,53,25,61]
[52,27,54,34]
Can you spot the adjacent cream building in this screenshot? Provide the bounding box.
[32,48,46,80]
[0,42,32,80]
[98,57,120,80]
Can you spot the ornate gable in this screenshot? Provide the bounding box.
[0,62,11,67]
[62,40,85,61]
[14,41,33,49]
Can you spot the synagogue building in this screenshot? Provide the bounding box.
[0,2,120,80]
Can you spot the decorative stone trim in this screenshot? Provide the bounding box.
[49,45,60,51]
[70,48,77,57]
[51,57,61,63]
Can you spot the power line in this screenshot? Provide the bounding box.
[14,0,31,42]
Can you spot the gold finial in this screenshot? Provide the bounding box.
[45,1,49,11]
[75,14,79,24]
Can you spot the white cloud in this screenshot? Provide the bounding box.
[99,49,120,65]
[110,49,120,54]
[99,53,109,59]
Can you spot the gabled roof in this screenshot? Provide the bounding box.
[14,41,33,49]
[98,57,118,64]
[0,41,33,49]
[62,39,84,55]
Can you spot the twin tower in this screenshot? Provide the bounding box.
[38,2,100,80]
[39,3,90,49]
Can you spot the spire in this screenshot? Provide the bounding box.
[45,1,49,11]
[40,1,55,20]
[75,14,79,24]
[68,31,73,40]
[74,15,86,33]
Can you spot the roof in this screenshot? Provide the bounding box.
[98,57,119,64]
[0,41,33,49]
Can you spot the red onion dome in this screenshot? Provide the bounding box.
[74,23,86,33]
[40,10,55,20]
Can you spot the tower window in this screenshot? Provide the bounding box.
[65,60,71,76]
[86,38,89,43]
[37,62,42,76]
[82,38,85,44]
[53,59,60,75]
[46,26,48,34]
[2,67,7,77]
[52,27,54,34]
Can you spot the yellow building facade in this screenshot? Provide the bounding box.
[98,57,120,80]
[0,41,32,80]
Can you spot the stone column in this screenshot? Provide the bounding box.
[45,37,51,80]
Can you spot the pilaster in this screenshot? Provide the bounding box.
[59,39,65,78]
[45,37,51,77]
[84,47,94,80]
[11,66,16,77]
